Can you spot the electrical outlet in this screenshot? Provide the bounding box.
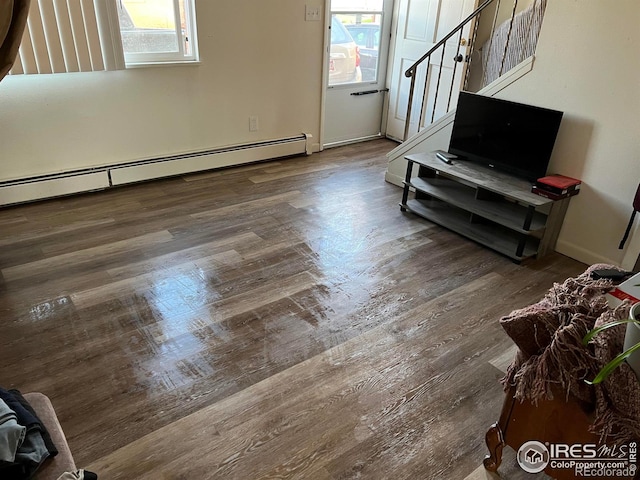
[249,116,259,132]
[305,5,321,22]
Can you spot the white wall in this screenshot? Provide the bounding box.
[0,1,325,181]
[496,0,640,265]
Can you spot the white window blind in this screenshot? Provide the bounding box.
[10,0,125,75]
[10,0,198,75]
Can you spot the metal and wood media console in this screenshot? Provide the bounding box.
[400,152,572,263]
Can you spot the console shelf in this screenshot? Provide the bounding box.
[400,152,572,262]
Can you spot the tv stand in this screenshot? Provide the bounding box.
[400,152,572,263]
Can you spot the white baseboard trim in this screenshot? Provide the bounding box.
[322,134,383,149]
[110,136,308,186]
[555,239,619,267]
[0,172,110,207]
[384,171,404,187]
[0,134,311,206]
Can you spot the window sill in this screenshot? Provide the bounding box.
[124,60,201,69]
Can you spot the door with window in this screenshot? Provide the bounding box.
[323,0,393,147]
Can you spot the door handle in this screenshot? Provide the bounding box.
[350,89,389,96]
[453,54,465,63]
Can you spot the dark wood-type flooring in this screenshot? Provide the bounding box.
[0,139,584,479]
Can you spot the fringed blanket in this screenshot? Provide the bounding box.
[481,0,547,88]
[501,264,640,443]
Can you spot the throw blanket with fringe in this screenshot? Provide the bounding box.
[501,264,640,443]
[481,0,547,87]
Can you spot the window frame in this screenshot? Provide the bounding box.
[116,0,199,67]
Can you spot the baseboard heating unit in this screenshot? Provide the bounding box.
[0,134,312,206]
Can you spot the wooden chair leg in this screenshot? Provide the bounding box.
[483,422,505,472]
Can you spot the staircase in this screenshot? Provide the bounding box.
[386,0,548,185]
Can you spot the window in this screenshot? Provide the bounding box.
[329,0,383,85]
[117,0,198,66]
[9,0,198,76]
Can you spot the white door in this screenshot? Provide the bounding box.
[385,0,477,141]
[323,0,394,147]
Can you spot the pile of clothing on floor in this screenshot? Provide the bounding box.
[0,387,97,480]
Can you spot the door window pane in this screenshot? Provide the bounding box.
[334,13,382,83]
[329,15,363,86]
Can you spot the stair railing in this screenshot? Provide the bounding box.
[403,0,531,141]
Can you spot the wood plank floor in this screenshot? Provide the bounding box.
[0,139,584,479]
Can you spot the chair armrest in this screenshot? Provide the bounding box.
[23,392,76,480]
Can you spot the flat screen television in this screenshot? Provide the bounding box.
[448,92,563,182]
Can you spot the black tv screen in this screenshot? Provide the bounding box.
[448,92,563,181]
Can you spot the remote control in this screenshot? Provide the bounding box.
[436,152,453,165]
